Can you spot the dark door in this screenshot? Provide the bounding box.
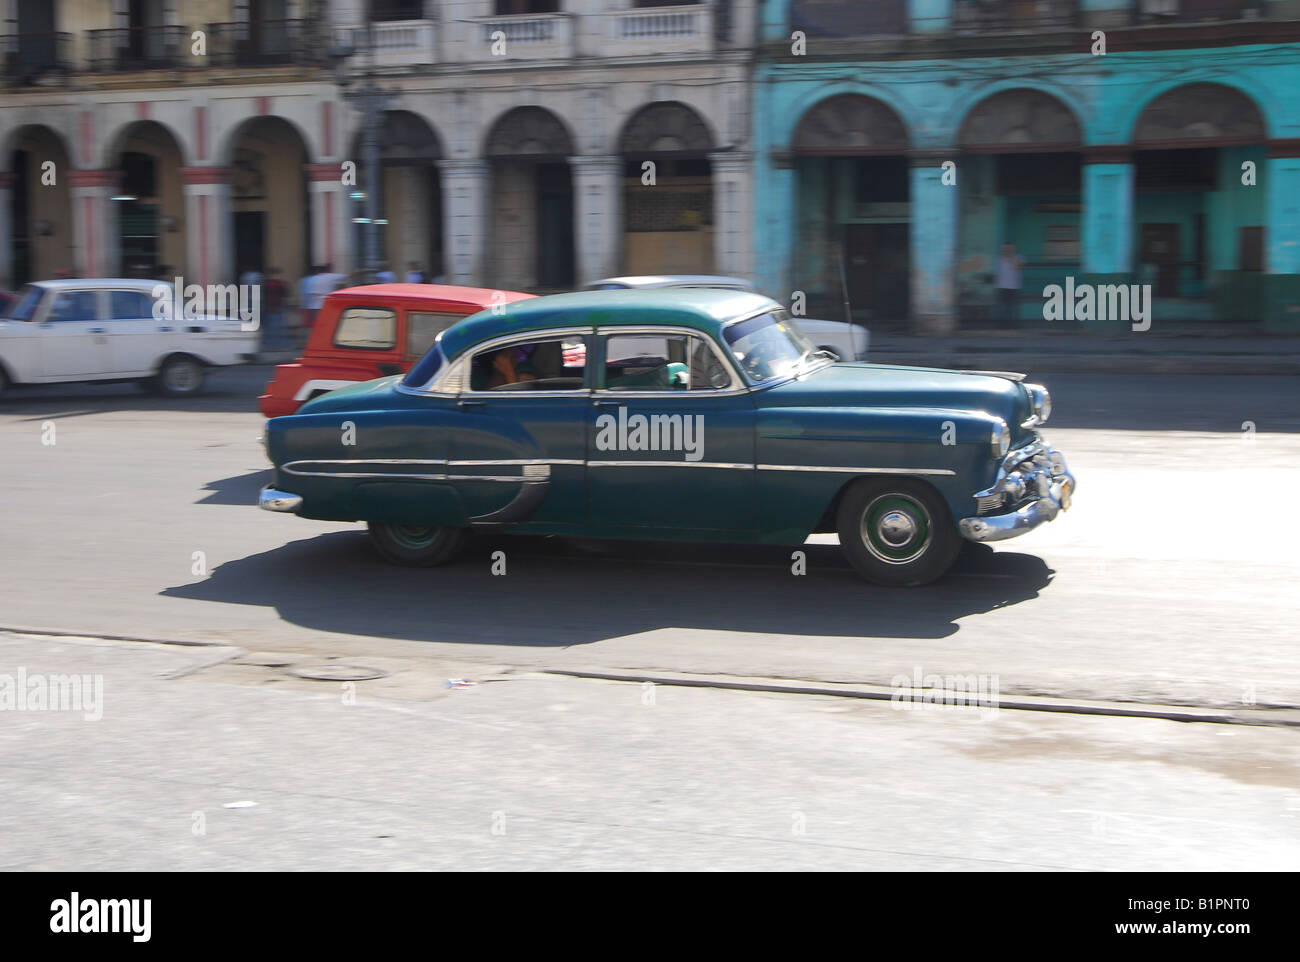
[845,223,910,322]
[17,0,56,71]
[1140,223,1181,298]
[233,212,265,279]
[535,164,574,290]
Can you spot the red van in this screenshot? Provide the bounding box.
[259,284,534,417]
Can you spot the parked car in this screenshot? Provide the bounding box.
[258,284,534,417]
[585,274,870,361]
[260,289,1073,586]
[0,278,258,397]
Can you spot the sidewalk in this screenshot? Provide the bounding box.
[866,330,1300,375]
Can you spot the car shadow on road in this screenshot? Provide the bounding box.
[197,469,273,505]
[161,532,1054,644]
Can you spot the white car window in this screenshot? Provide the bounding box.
[47,291,98,323]
[109,290,155,320]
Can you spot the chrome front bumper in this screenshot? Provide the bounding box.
[959,441,1075,543]
[259,486,303,513]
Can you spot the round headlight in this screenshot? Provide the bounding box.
[991,419,1010,458]
[1026,383,1051,425]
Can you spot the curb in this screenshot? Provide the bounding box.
[544,669,1300,727]
[870,353,1300,375]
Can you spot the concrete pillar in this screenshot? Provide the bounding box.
[569,154,623,286]
[69,170,117,278]
[709,150,752,281]
[1264,151,1300,330]
[1082,149,1134,275]
[440,159,489,286]
[180,168,232,287]
[909,154,959,334]
[0,174,12,289]
[756,152,797,305]
[761,0,793,42]
[304,163,348,275]
[909,0,954,33]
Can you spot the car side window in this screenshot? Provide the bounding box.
[47,290,98,323]
[406,311,463,359]
[603,333,731,391]
[468,336,586,392]
[109,290,154,320]
[334,307,397,350]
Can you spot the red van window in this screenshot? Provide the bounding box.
[334,307,397,350]
[406,311,464,358]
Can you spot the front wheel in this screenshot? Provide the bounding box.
[367,522,467,567]
[153,355,205,396]
[836,478,962,587]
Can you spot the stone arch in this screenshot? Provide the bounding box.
[792,93,911,155]
[958,88,1082,153]
[1132,82,1267,147]
[485,106,575,161]
[619,101,715,156]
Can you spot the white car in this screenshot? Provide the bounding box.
[0,278,259,397]
[584,275,870,361]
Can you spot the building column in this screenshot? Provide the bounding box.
[1264,146,1300,331]
[1081,147,1134,331]
[304,163,348,274]
[909,153,959,335]
[909,0,954,33]
[756,151,797,305]
[569,154,623,286]
[69,170,117,278]
[180,167,232,287]
[440,160,489,287]
[709,150,752,281]
[0,173,12,290]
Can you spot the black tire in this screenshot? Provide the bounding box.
[154,355,205,397]
[836,478,962,587]
[0,365,8,395]
[367,521,467,567]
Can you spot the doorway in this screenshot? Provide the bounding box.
[845,223,910,321]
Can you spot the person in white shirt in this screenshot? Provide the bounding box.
[995,243,1023,327]
[375,264,396,284]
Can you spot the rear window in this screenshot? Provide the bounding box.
[406,311,463,358]
[333,307,396,350]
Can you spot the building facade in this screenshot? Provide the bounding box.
[753,0,1300,332]
[0,0,756,300]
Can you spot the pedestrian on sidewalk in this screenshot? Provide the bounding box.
[995,242,1023,328]
[263,267,288,348]
[406,262,425,284]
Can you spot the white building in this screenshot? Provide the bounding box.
[0,0,756,296]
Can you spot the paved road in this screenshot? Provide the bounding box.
[2,630,1296,871]
[0,366,1295,709]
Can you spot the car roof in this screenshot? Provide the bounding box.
[325,284,534,309]
[586,275,752,290]
[28,278,162,291]
[440,288,778,360]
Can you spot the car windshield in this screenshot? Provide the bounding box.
[722,309,823,383]
[402,342,446,388]
[6,284,45,321]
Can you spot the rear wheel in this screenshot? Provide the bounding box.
[836,478,961,587]
[153,355,205,396]
[367,522,467,567]
[0,366,8,395]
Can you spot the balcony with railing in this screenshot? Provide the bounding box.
[953,0,1080,33]
[0,32,74,85]
[334,19,436,67]
[207,19,308,68]
[607,4,714,56]
[459,13,574,61]
[87,24,186,71]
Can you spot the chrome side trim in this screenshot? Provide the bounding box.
[588,460,751,470]
[756,464,956,476]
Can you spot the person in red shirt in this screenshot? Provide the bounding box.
[263,267,289,348]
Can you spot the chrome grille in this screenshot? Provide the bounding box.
[976,493,1004,515]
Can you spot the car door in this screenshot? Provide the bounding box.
[587,328,757,533]
[445,331,591,526]
[106,288,169,375]
[39,289,111,379]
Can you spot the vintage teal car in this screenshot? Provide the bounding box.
[259,289,1074,586]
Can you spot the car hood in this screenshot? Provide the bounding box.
[759,362,1031,433]
[294,374,403,413]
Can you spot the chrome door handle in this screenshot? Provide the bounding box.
[158,326,174,332]
[88,327,106,334]
[458,399,485,408]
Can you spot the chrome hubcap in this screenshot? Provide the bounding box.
[876,510,916,548]
[860,494,933,566]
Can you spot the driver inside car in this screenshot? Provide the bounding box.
[474,345,539,390]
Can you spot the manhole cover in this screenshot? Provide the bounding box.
[285,664,389,682]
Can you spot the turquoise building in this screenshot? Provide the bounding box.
[753,0,1300,333]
